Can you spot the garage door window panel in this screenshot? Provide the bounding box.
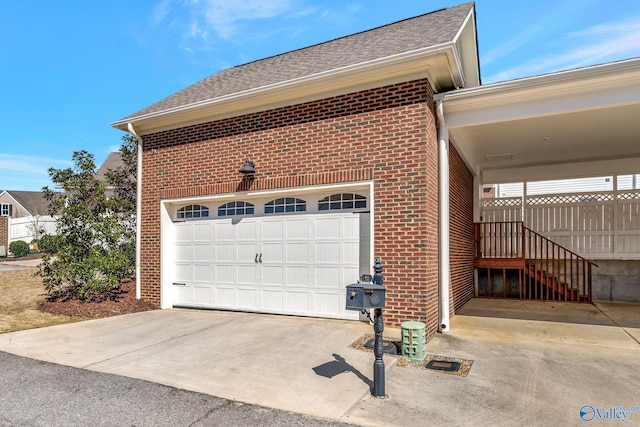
[177,204,210,219]
[265,197,306,214]
[318,194,366,211]
[218,201,255,216]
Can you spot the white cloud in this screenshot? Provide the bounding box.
[0,154,72,191]
[480,0,594,67]
[0,154,70,176]
[151,0,361,58]
[182,0,295,39]
[484,16,640,83]
[151,0,173,28]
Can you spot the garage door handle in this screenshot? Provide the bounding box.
[259,253,262,263]
[255,253,259,263]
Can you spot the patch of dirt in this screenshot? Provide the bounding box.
[39,280,157,319]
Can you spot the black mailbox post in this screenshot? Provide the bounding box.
[346,257,386,398]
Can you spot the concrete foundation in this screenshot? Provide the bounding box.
[592,259,640,302]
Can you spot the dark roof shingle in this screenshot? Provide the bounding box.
[1,190,49,215]
[95,152,124,186]
[118,3,474,122]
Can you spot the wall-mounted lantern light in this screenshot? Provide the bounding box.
[239,156,256,175]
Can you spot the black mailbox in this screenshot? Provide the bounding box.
[346,283,386,310]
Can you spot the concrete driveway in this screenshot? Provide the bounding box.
[0,257,42,271]
[1,299,639,426]
[0,309,377,420]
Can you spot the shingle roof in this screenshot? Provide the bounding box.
[118,3,474,122]
[1,190,50,216]
[95,152,124,186]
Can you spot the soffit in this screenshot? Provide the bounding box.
[441,58,640,183]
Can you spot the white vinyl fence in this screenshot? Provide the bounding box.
[9,215,57,244]
[481,189,640,259]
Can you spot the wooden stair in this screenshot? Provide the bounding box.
[474,222,597,302]
[524,264,576,301]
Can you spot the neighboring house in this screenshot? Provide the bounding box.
[0,190,56,250]
[95,152,124,197]
[112,2,640,339]
[0,190,49,219]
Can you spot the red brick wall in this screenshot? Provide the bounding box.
[139,79,441,335]
[0,216,7,251]
[449,143,475,312]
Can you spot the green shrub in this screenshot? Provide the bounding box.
[38,234,61,254]
[9,240,29,257]
[38,145,136,301]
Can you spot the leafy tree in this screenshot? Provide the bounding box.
[105,134,137,210]
[38,234,62,254]
[38,136,137,301]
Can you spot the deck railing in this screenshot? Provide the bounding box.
[474,222,597,302]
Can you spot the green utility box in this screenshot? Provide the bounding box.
[401,321,426,362]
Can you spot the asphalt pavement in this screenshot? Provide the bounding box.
[0,351,352,427]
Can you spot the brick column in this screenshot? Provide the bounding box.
[0,216,8,252]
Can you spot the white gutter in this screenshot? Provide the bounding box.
[127,123,143,300]
[436,100,450,333]
[439,57,640,102]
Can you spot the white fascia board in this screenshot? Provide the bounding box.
[450,6,479,88]
[441,58,640,101]
[439,59,640,127]
[444,47,464,89]
[112,44,459,134]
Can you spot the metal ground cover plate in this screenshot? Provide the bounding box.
[351,334,473,376]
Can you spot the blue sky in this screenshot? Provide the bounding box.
[1,0,640,191]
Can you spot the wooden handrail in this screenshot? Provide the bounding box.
[524,226,599,268]
[523,225,597,302]
[474,221,524,259]
[474,222,597,302]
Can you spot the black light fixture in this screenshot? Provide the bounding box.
[239,155,255,175]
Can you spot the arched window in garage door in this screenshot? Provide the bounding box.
[318,193,367,211]
[177,204,209,219]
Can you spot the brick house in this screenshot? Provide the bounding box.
[112,2,640,338]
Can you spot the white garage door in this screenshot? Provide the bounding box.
[172,212,369,320]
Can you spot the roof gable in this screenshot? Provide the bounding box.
[0,190,49,216]
[113,3,477,133]
[95,152,124,187]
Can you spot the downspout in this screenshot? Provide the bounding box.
[436,100,450,333]
[127,123,143,300]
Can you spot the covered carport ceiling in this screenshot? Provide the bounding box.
[440,58,640,184]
